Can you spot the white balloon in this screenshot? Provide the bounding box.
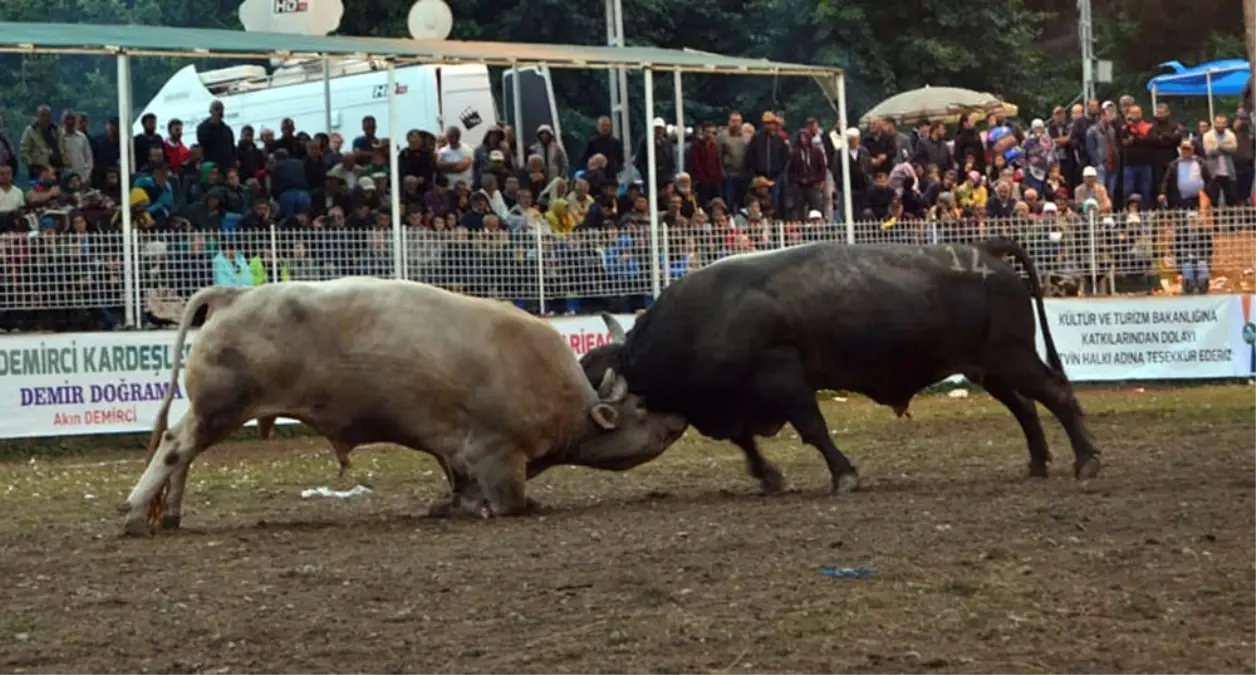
[238,0,344,35]
[408,0,453,40]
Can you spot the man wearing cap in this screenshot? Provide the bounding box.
[1074,166,1112,213]
[1158,137,1210,210]
[829,126,870,217]
[716,111,749,213]
[745,111,788,214]
[634,117,676,193]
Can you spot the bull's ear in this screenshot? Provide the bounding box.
[590,403,619,430]
[601,312,627,343]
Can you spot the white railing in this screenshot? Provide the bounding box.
[0,207,1252,329]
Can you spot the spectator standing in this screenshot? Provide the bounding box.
[399,129,437,192]
[529,124,568,183]
[1159,138,1210,210]
[912,122,953,171]
[20,105,67,180]
[953,114,985,173]
[883,118,912,166]
[91,116,121,190]
[831,127,871,216]
[745,111,788,214]
[1202,114,1238,207]
[473,126,507,188]
[1235,113,1254,203]
[716,111,749,212]
[1086,106,1118,197]
[580,116,624,184]
[236,125,265,181]
[270,118,304,158]
[687,121,722,208]
[1046,106,1074,191]
[164,119,190,176]
[1148,103,1182,202]
[437,126,475,189]
[0,165,25,228]
[1173,211,1212,294]
[197,101,236,171]
[133,113,163,173]
[1118,105,1155,208]
[0,111,16,178]
[63,110,93,182]
[635,118,676,194]
[788,128,826,219]
[352,115,383,160]
[861,116,895,177]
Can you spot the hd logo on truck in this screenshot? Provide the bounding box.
[372,84,410,99]
[273,0,308,12]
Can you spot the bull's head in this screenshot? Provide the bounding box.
[576,365,687,472]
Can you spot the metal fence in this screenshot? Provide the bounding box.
[0,207,1252,331]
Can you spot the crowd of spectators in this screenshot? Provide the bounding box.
[0,87,1253,331]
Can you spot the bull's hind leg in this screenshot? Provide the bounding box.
[996,354,1101,480]
[119,411,239,536]
[982,377,1053,478]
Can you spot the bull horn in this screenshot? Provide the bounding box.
[597,368,616,399]
[601,312,627,343]
[608,372,628,403]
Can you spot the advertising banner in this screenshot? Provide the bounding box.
[1034,295,1239,381]
[0,314,642,440]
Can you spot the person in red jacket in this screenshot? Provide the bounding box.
[163,119,190,174]
[687,120,723,208]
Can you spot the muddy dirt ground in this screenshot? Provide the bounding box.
[1,385,1253,674]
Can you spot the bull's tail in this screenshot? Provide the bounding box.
[143,286,251,526]
[977,237,1063,373]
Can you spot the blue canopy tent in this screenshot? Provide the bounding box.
[1147,59,1251,120]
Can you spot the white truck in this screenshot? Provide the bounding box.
[133,58,500,148]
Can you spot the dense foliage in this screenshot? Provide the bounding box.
[0,0,1244,151]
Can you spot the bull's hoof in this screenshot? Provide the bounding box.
[1074,455,1101,480]
[425,499,455,518]
[759,466,786,494]
[524,497,552,515]
[831,472,860,495]
[161,514,182,531]
[1027,461,1050,479]
[122,519,152,537]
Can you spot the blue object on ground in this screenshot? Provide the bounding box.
[820,567,877,578]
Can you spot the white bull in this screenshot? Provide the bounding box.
[119,277,687,536]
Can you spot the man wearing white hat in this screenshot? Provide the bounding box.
[634,117,676,194]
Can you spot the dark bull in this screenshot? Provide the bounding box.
[579,237,1102,494]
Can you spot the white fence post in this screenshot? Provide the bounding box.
[269,224,279,283]
[535,226,546,315]
[778,219,786,249]
[661,222,671,288]
[1087,208,1098,295]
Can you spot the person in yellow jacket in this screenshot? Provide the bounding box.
[545,197,577,236]
[248,248,291,285]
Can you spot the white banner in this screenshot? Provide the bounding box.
[1035,295,1239,381]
